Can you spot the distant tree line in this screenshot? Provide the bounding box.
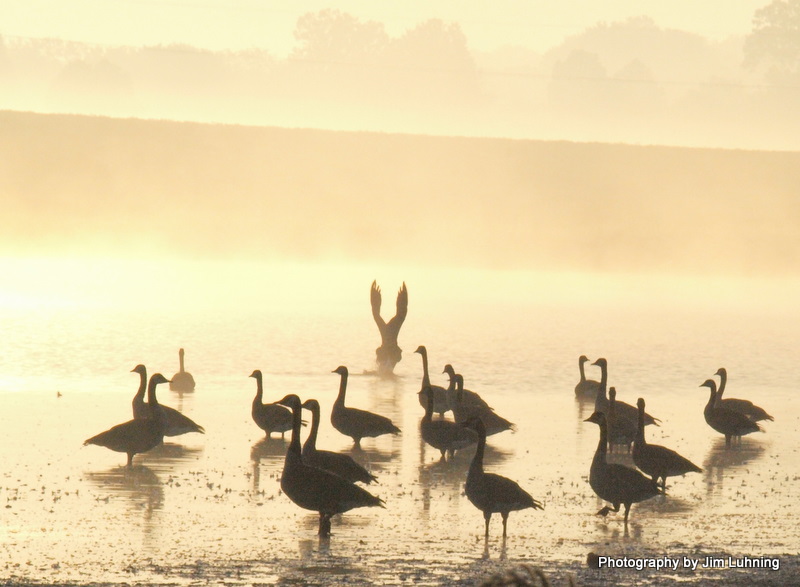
[0,3,798,149]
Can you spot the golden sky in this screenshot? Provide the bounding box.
[1,1,768,55]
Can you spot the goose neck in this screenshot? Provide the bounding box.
[253,373,263,403]
[420,349,430,386]
[578,358,587,383]
[636,404,646,443]
[594,418,608,461]
[288,402,303,456]
[470,427,486,476]
[335,371,348,406]
[134,370,147,401]
[305,405,320,449]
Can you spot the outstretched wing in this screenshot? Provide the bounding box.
[387,282,408,332]
[370,280,386,330]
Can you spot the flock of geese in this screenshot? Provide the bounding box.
[575,355,773,523]
[82,287,775,539]
[82,343,537,538]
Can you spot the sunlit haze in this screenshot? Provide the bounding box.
[1,1,766,55]
[1,4,799,584]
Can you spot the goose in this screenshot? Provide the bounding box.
[169,348,195,392]
[84,373,170,467]
[715,368,774,422]
[414,346,449,416]
[371,281,408,376]
[606,387,636,453]
[419,386,478,460]
[275,394,384,537]
[632,397,701,489]
[585,410,662,524]
[442,364,491,413]
[575,355,601,399]
[301,398,377,484]
[331,366,401,447]
[451,374,514,436]
[131,364,204,436]
[592,358,659,426]
[700,379,761,447]
[250,370,293,438]
[463,417,543,537]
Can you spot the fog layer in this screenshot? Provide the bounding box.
[2,111,798,280]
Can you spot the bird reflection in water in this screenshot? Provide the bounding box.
[482,534,508,561]
[142,442,204,468]
[85,465,164,549]
[250,437,288,492]
[702,436,765,497]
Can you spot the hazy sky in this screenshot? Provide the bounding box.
[2,1,768,56]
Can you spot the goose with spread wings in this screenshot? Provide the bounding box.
[371,281,408,376]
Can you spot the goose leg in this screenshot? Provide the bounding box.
[501,512,509,538]
[483,512,492,538]
[126,453,134,468]
[623,503,632,524]
[318,513,332,537]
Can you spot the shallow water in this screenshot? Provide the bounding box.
[0,268,798,586]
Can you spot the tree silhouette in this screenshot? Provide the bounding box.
[291,9,389,67]
[744,0,800,82]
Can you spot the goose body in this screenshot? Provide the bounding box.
[331,366,401,447]
[592,358,659,426]
[301,399,377,484]
[715,368,774,422]
[701,379,761,447]
[414,346,449,416]
[85,373,170,467]
[250,370,293,438]
[575,355,601,398]
[442,364,491,413]
[463,417,542,537]
[132,364,204,436]
[371,281,408,376]
[276,394,384,536]
[169,348,195,392]
[419,386,478,460]
[632,398,701,489]
[585,410,661,524]
[451,374,514,436]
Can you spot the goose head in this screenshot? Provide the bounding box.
[301,398,320,412]
[414,345,426,355]
[274,393,301,411]
[249,369,262,380]
[332,366,348,377]
[131,364,147,376]
[699,379,717,392]
[579,355,589,364]
[584,411,606,425]
[442,364,455,378]
[148,373,170,386]
[591,358,607,369]
[637,397,645,410]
